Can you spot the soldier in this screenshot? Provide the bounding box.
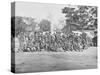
[92,31,97,47]
[80,32,87,50]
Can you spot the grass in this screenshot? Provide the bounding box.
[12,47,97,73]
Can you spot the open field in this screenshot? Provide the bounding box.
[12,47,97,73]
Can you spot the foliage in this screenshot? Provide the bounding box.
[38,19,51,32]
[11,16,37,37]
[62,6,97,31]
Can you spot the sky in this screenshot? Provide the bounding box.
[15,2,77,31]
[16,2,67,23]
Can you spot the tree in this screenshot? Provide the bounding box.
[11,16,37,37]
[38,19,51,32]
[23,17,37,32]
[11,16,26,37]
[15,16,27,36]
[62,6,97,33]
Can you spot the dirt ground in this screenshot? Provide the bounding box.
[13,47,97,73]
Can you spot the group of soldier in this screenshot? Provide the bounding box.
[14,30,97,53]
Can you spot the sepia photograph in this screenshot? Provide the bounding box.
[11,2,98,73]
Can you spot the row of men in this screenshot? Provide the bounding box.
[14,31,96,52]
